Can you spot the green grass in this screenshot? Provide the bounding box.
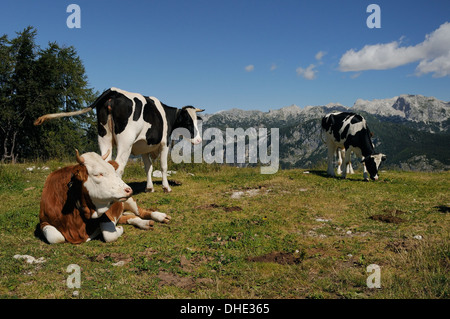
[0,161,448,299]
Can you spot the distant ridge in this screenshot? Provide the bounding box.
[203,95,450,171]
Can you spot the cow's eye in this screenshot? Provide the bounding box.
[94,173,103,177]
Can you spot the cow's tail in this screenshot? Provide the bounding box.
[34,88,112,126]
[33,107,94,125]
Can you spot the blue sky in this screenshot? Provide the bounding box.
[1,0,449,113]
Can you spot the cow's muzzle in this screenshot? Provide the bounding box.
[118,187,133,201]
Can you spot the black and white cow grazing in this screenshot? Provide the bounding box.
[35,87,204,192]
[321,112,386,181]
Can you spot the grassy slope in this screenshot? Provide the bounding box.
[0,160,448,299]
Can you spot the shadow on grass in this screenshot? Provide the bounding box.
[307,170,369,182]
[128,180,183,195]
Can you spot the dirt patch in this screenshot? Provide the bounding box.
[179,254,212,272]
[157,271,213,290]
[386,240,418,253]
[247,251,304,265]
[157,271,195,290]
[369,209,406,224]
[369,214,404,224]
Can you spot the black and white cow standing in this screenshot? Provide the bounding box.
[35,87,204,192]
[321,112,386,180]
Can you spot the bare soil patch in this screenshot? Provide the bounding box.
[369,209,407,224]
[157,271,213,290]
[386,240,418,253]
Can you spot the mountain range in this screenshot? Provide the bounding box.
[201,94,450,171]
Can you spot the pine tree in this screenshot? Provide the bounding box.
[0,27,97,162]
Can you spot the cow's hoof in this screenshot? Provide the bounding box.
[151,211,171,223]
[143,220,155,230]
[163,187,172,193]
[145,188,155,193]
[162,215,172,224]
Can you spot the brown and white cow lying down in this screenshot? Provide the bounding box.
[39,150,171,244]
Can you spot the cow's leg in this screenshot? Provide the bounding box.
[362,162,369,181]
[98,116,113,161]
[42,225,65,244]
[352,148,368,180]
[114,144,133,178]
[123,197,171,224]
[142,153,154,192]
[119,214,154,230]
[347,160,355,175]
[341,147,353,179]
[99,220,123,243]
[160,145,171,192]
[337,149,344,175]
[342,149,355,174]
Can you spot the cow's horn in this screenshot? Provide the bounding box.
[195,108,205,112]
[75,149,85,164]
[102,149,111,161]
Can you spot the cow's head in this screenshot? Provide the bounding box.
[174,106,204,145]
[361,153,387,181]
[74,150,133,216]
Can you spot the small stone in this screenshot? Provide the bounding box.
[112,261,126,267]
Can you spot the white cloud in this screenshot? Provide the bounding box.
[315,51,326,61]
[416,51,450,77]
[296,64,317,80]
[270,63,277,71]
[245,64,255,72]
[339,22,450,77]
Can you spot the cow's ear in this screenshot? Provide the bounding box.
[108,160,119,171]
[197,115,203,121]
[73,165,88,182]
[381,154,387,161]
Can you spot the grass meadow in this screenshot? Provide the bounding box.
[0,159,448,299]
